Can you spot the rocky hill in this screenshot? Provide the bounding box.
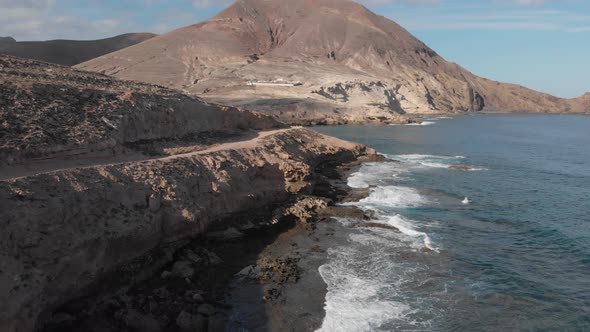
[572,92,590,111]
[0,55,281,173]
[76,0,587,125]
[0,33,155,66]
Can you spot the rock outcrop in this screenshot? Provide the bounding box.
[0,55,376,332]
[0,128,373,332]
[0,33,155,66]
[76,0,587,124]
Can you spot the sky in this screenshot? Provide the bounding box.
[0,0,588,98]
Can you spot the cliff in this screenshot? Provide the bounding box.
[0,55,375,332]
[0,128,373,332]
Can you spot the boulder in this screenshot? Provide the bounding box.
[176,311,207,332]
[171,261,195,278]
[124,309,161,332]
[197,304,216,317]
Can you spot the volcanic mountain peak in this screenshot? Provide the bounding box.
[205,0,430,63]
[77,0,586,124]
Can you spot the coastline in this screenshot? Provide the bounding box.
[224,154,381,331]
[39,147,381,332]
[1,127,379,332]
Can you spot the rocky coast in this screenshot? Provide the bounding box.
[0,55,380,332]
[0,125,378,332]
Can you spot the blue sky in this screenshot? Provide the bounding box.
[0,0,588,98]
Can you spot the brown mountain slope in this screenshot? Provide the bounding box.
[0,33,156,66]
[77,0,587,124]
[571,92,590,111]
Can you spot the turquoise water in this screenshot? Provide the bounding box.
[314,114,590,331]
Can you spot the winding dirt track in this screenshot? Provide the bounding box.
[0,128,293,182]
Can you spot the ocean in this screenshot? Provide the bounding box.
[313,114,590,331]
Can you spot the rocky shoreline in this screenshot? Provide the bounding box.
[0,126,380,332]
[49,154,380,332]
[34,146,381,332]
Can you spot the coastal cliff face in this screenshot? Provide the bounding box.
[76,0,587,124]
[0,55,375,332]
[0,33,156,66]
[0,129,372,332]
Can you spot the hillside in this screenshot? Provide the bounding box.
[1,54,379,332]
[0,33,155,66]
[77,0,587,125]
[0,55,280,171]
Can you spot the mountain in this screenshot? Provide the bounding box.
[0,33,156,66]
[77,0,587,124]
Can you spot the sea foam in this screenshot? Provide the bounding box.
[356,185,428,209]
[347,162,404,189]
[319,150,441,331]
[317,243,414,332]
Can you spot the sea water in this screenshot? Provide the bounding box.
[314,114,590,331]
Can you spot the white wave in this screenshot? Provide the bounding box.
[390,121,436,126]
[465,167,488,171]
[393,154,464,161]
[347,162,404,189]
[317,247,413,332]
[420,162,453,169]
[385,154,485,171]
[355,185,428,209]
[382,215,439,252]
[426,116,453,120]
[406,121,436,126]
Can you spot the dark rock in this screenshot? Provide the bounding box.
[204,250,223,265]
[176,311,207,332]
[192,293,205,303]
[154,287,170,300]
[171,261,194,278]
[257,256,300,284]
[124,309,161,332]
[197,304,216,316]
[206,227,244,240]
[262,287,282,303]
[182,249,203,265]
[207,313,226,332]
[235,264,259,279]
[355,222,400,232]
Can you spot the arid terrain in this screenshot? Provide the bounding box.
[77,0,588,125]
[1,1,588,331]
[0,33,155,66]
[0,55,376,332]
